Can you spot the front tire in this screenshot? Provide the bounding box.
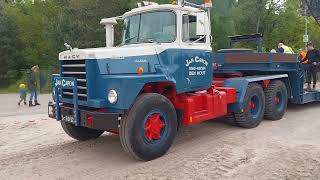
[234,83,265,128]
[224,113,238,126]
[264,80,288,120]
[120,93,177,161]
[61,121,104,141]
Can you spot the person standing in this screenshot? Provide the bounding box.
[18,83,27,106]
[298,49,308,71]
[27,65,41,106]
[302,42,320,90]
[298,49,307,63]
[277,43,294,54]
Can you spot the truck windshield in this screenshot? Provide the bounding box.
[122,11,176,45]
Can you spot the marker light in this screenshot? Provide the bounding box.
[86,114,93,127]
[137,67,144,75]
[108,90,118,104]
[204,0,213,7]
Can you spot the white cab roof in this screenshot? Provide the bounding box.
[122,4,203,18]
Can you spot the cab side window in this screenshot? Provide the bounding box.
[182,15,205,43]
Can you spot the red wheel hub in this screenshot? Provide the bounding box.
[249,100,255,110]
[274,96,280,105]
[144,113,165,141]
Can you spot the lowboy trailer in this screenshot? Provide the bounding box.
[48,0,320,161]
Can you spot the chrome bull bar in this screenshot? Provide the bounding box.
[53,77,80,126]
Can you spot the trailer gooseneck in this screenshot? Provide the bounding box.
[48,0,320,161]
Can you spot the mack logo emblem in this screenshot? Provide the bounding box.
[63,54,80,60]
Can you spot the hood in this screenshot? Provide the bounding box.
[59,44,158,60]
[59,44,161,75]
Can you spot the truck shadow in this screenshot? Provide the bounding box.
[287,101,320,112]
[16,101,319,165]
[217,101,320,126]
[10,122,237,165]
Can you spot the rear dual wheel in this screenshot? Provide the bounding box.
[264,80,288,120]
[226,81,288,128]
[233,83,266,128]
[120,93,177,161]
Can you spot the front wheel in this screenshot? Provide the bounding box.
[224,113,238,126]
[120,93,177,161]
[234,83,265,128]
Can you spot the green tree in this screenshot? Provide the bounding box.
[210,0,237,50]
[1,0,320,91]
[47,0,134,62]
[0,2,24,86]
[232,0,320,51]
[6,0,58,69]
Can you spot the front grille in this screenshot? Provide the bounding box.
[61,60,87,101]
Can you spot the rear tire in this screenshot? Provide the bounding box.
[61,121,104,141]
[264,80,288,120]
[120,93,177,161]
[234,83,265,128]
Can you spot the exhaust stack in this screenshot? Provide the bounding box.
[100,18,118,47]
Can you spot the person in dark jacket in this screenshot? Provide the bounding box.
[302,42,320,90]
[27,65,41,106]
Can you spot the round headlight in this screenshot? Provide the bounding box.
[108,90,118,104]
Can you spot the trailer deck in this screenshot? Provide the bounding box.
[213,52,320,105]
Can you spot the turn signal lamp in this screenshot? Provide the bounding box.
[137,67,144,75]
[204,0,213,8]
[172,0,177,4]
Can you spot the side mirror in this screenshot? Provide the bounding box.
[196,12,206,36]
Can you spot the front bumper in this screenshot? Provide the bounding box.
[48,102,121,132]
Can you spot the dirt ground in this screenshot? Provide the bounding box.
[1,93,320,180]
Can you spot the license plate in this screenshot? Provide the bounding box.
[63,115,75,124]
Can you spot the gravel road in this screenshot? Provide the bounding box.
[0,93,320,180]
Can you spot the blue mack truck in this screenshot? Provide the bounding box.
[49,0,320,161]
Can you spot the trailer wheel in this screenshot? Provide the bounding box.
[264,80,288,120]
[234,83,265,128]
[120,93,177,161]
[61,121,104,141]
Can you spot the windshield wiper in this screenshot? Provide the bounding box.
[140,38,160,44]
[192,35,206,43]
[122,37,161,46]
[124,36,138,43]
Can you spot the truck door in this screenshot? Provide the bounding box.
[154,12,212,93]
[179,13,213,92]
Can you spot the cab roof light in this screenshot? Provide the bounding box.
[204,0,213,8]
[137,1,159,7]
[175,0,213,9]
